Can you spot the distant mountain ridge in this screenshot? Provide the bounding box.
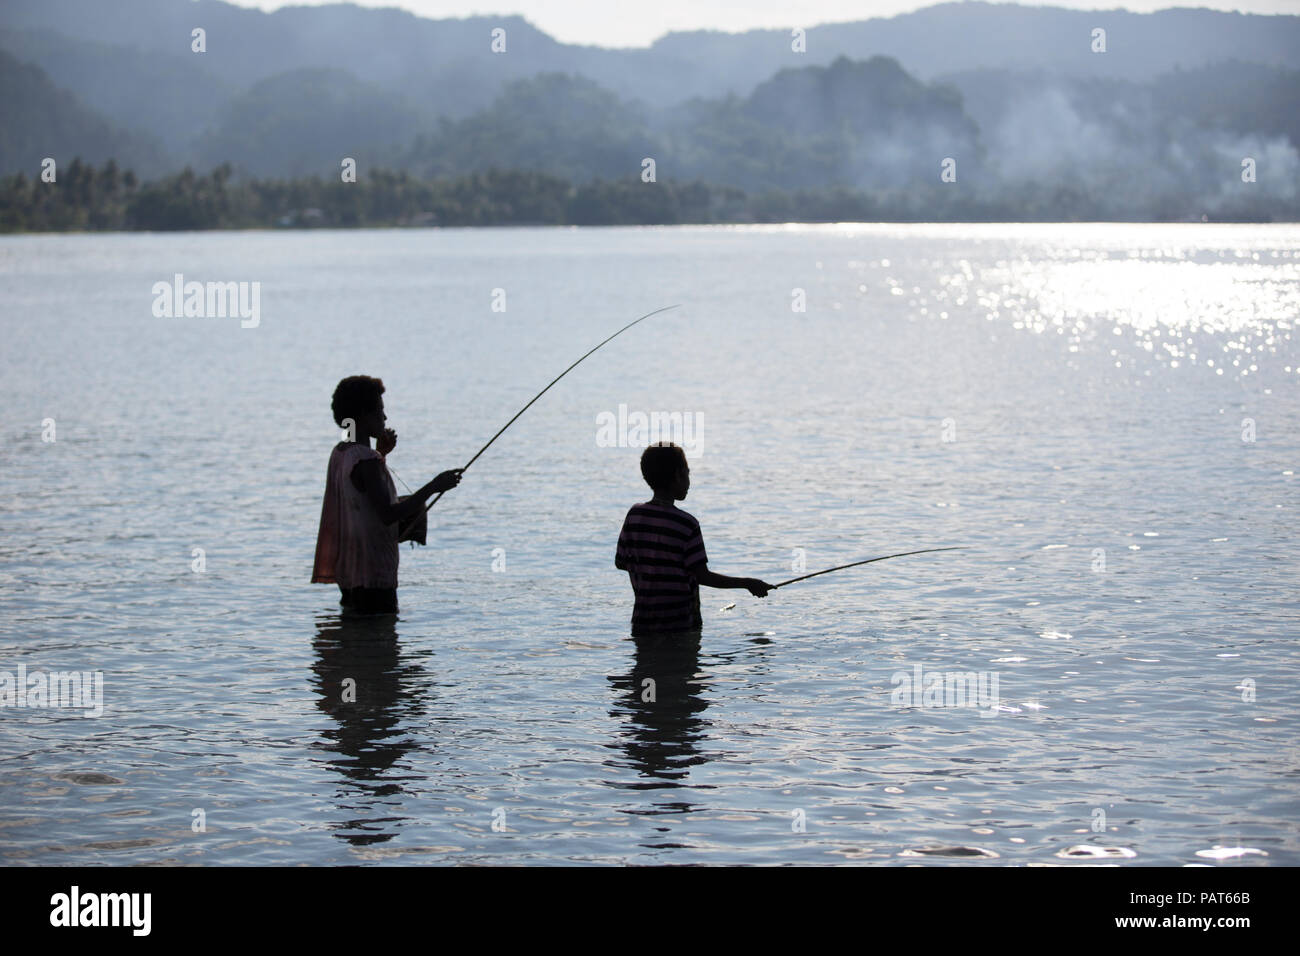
[1,1,1296,220]
[0,47,167,177]
[2,1,1297,116]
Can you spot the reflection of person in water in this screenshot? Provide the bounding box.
[310,612,427,845]
[608,630,712,786]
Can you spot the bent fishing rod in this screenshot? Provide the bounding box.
[771,547,964,590]
[409,303,681,525]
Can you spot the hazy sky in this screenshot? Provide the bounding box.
[231,0,1300,47]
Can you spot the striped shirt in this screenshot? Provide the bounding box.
[615,500,708,635]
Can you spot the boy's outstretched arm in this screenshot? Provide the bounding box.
[692,565,771,597]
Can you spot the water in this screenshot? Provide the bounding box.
[1,223,1297,865]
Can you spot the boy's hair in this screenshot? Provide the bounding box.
[640,442,687,490]
[331,375,385,428]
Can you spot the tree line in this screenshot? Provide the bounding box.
[0,159,1285,232]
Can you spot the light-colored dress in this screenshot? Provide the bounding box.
[311,442,399,589]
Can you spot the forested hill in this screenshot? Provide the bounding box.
[2,1,1297,224]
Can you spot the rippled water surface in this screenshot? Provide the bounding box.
[1,223,1297,865]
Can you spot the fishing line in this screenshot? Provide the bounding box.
[394,303,680,537]
[386,462,414,495]
[771,547,964,589]
[419,303,680,515]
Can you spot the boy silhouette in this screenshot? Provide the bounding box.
[615,442,770,636]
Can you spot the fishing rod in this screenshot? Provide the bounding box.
[408,303,681,527]
[771,547,964,589]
